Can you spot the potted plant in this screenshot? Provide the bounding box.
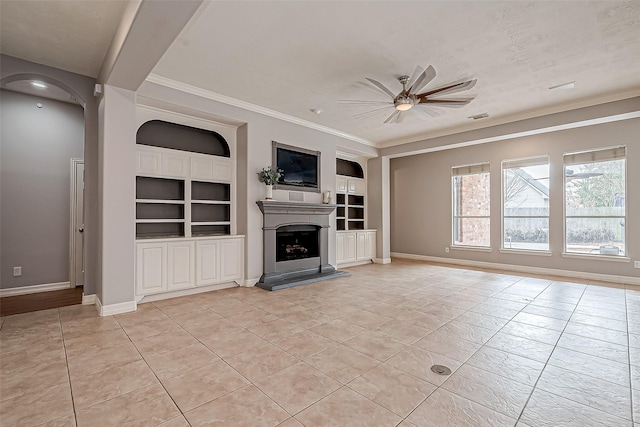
[257,166,283,200]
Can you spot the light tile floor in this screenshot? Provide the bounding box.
[1,259,639,426]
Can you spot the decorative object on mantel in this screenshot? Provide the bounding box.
[323,190,332,204]
[257,166,283,200]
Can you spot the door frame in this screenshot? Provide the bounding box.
[70,158,84,288]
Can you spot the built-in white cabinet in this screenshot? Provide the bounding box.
[336,176,365,195]
[336,230,376,266]
[167,241,195,290]
[136,242,167,295]
[136,236,244,297]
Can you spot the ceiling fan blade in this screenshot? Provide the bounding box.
[395,111,406,124]
[417,79,477,98]
[353,106,394,118]
[419,98,474,108]
[383,110,400,124]
[407,65,423,89]
[415,105,442,118]
[339,99,394,105]
[365,77,397,99]
[409,65,436,94]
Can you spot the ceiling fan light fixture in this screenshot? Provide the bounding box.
[395,103,413,111]
[394,93,416,111]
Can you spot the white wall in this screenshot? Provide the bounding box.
[0,90,84,289]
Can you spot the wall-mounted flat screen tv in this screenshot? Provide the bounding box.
[273,141,321,192]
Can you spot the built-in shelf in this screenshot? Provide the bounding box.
[336,182,366,231]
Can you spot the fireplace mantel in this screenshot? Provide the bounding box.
[257,200,337,216]
[256,200,348,290]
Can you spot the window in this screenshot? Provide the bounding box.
[452,163,491,247]
[502,156,550,251]
[564,146,626,256]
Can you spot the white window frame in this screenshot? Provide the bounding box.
[501,156,550,253]
[563,146,627,258]
[451,162,491,249]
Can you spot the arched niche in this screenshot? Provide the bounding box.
[337,158,364,178]
[137,120,230,157]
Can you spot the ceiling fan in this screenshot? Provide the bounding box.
[341,65,477,124]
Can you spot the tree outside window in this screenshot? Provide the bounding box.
[564,147,626,256]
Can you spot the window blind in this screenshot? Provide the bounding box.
[564,146,626,166]
[451,162,490,176]
[502,156,549,169]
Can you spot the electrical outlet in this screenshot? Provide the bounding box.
[634,261,640,269]
[13,266,22,277]
[445,247,450,253]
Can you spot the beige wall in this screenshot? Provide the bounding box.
[390,117,639,280]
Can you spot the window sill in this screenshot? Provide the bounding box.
[451,245,492,253]
[561,253,630,263]
[499,249,552,256]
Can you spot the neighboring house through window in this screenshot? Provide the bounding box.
[564,146,626,256]
[452,162,491,248]
[502,156,550,251]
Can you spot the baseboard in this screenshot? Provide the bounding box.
[82,294,96,305]
[95,297,137,316]
[338,259,374,268]
[391,252,640,286]
[241,278,259,287]
[0,281,70,298]
[374,257,392,264]
[137,282,238,304]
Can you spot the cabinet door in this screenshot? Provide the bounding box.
[220,238,243,282]
[191,157,214,180]
[167,242,195,290]
[213,158,233,182]
[336,232,346,263]
[336,177,348,193]
[196,240,220,285]
[162,153,188,178]
[356,231,367,260]
[345,232,357,263]
[366,231,376,260]
[136,243,167,295]
[348,178,366,194]
[136,150,161,176]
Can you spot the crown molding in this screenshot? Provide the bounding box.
[145,73,376,148]
[378,89,640,149]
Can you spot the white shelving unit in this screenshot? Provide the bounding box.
[133,111,244,299]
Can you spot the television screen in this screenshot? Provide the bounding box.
[275,145,319,190]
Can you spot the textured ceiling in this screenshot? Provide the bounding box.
[1,1,638,147]
[0,0,127,78]
[153,1,640,146]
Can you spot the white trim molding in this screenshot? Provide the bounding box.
[391,252,640,286]
[96,298,137,317]
[82,294,96,305]
[241,278,259,288]
[374,258,392,264]
[137,282,238,304]
[145,74,375,147]
[0,281,70,297]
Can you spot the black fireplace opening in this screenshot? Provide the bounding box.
[276,225,320,262]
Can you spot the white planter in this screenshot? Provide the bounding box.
[265,184,273,200]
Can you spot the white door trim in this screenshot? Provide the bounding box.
[70,158,84,288]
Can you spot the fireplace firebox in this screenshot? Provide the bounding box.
[276,225,320,262]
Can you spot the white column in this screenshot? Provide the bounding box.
[367,156,391,264]
[97,84,136,314]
